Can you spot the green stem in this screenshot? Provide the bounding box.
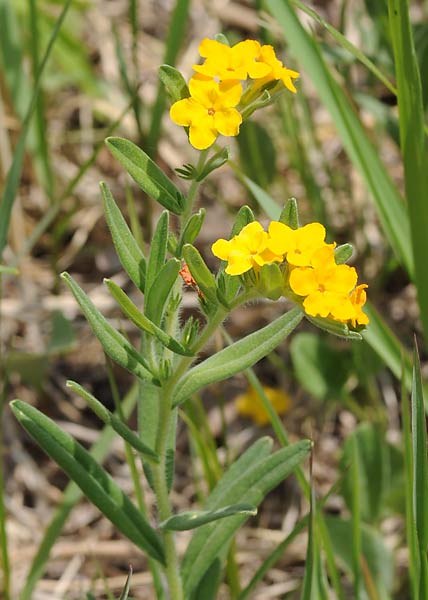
[105,357,164,597]
[181,149,209,225]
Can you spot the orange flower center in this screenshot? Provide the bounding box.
[208,107,215,116]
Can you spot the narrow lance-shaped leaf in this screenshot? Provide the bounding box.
[61,272,159,384]
[118,567,133,600]
[145,210,169,294]
[101,182,146,293]
[177,209,206,256]
[106,137,185,214]
[144,258,181,326]
[182,244,220,306]
[105,279,193,356]
[159,64,189,102]
[182,439,312,595]
[160,504,257,531]
[19,385,139,600]
[66,380,158,462]
[279,198,299,229]
[173,308,304,407]
[10,400,165,564]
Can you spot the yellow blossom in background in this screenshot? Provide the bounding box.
[289,246,358,321]
[267,221,330,267]
[193,38,271,81]
[235,385,290,426]
[170,76,243,149]
[212,221,282,275]
[253,44,300,93]
[349,284,370,326]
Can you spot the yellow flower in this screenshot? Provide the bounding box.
[253,44,300,93]
[235,385,290,426]
[170,75,243,150]
[193,38,271,81]
[212,221,282,275]
[289,246,358,321]
[349,284,369,327]
[267,221,330,267]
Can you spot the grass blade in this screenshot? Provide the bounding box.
[0,0,73,259]
[387,0,428,343]
[266,0,413,276]
[147,0,190,155]
[411,343,428,596]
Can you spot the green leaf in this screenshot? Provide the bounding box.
[159,64,189,102]
[118,567,133,600]
[105,137,185,215]
[290,332,351,401]
[306,315,363,340]
[197,147,230,181]
[105,279,192,356]
[66,380,158,462]
[144,258,180,326]
[101,182,146,293]
[10,400,165,564]
[182,244,219,305]
[18,386,139,600]
[230,205,255,237]
[267,0,413,277]
[279,198,299,229]
[191,559,222,600]
[181,439,311,596]
[258,263,283,301]
[145,210,169,294]
[411,344,428,594]
[173,308,303,407]
[237,121,276,188]
[324,515,394,597]
[61,272,158,384]
[160,504,256,531]
[388,0,428,342]
[177,209,206,256]
[334,244,353,265]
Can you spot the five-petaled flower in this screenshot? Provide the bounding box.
[267,221,331,266]
[170,76,243,150]
[212,221,282,275]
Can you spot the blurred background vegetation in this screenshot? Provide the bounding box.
[1,0,428,598]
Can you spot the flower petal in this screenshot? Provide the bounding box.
[170,98,194,126]
[214,108,242,137]
[226,256,252,275]
[212,238,232,260]
[267,221,295,255]
[289,267,318,296]
[303,291,332,318]
[189,124,217,150]
[217,80,243,108]
[189,76,218,108]
[323,264,357,293]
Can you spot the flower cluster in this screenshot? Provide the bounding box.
[170,38,299,150]
[212,220,369,328]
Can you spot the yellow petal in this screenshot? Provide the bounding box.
[267,221,295,255]
[170,98,194,126]
[212,238,232,260]
[247,61,272,79]
[214,108,242,137]
[297,222,326,251]
[188,124,217,150]
[198,38,229,60]
[217,80,243,108]
[189,76,218,108]
[225,256,252,275]
[303,291,332,318]
[280,68,299,93]
[323,264,357,293]
[289,267,318,296]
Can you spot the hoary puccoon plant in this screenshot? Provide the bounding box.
[11,36,369,599]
